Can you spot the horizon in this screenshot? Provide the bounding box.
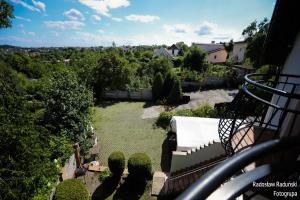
[0,0,275,47]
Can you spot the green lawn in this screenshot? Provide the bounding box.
[92,101,166,171]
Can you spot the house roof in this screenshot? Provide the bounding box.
[168,44,180,50]
[234,41,246,44]
[154,47,173,58]
[262,0,300,66]
[192,43,225,54]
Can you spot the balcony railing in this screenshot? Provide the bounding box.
[218,73,300,156]
[177,137,300,200]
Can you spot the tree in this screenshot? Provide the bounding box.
[147,57,172,77]
[93,51,132,97]
[0,0,14,28]
[152,72,164,101]
[162,72,175,98]
[224,39,234,53]
[242,18,269,68]
[0,66,57,200]
[167,78,182,104]
[183,45,207,72]
[43,70,93,154]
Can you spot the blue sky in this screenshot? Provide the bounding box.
[0,0,276,47]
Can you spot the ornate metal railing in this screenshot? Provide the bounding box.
[218,73,300,156]
[177,137,300,200]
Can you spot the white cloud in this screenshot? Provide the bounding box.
[51,31,59,37]
[162,21,241,44]
[125,14,160,23]
[15,16,32,22]
[195,21,218,36]
[91,15,101,23]
[97,29,104,33]
[78,0,130,16]
[32,0,46,12]
[163,24,192,34]
[22,30,36,36]
[112,17,122,22]
[10,0,40,12]
[64,9,85,21]
[44,20,85,30]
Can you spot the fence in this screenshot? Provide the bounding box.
[102,89,152,101]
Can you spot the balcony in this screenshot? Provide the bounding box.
[176,73,300,199]
[218,73,300,156]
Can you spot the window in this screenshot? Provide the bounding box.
[214,55,217,59]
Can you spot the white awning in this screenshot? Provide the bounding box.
[170,116,221,151]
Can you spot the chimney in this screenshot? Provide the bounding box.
[73,143,82,168]
[211,41,215,44]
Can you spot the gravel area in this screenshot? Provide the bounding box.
[142,89,238,119]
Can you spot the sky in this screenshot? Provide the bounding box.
[0,0,276,47]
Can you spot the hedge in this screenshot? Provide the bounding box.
[128,153,152,181]
[108,151,125,176]
[54,179,90,200]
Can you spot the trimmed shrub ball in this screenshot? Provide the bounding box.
[128,153,152,180]
[54,179,90,200]
[108,151,125,176]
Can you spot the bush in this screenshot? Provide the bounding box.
[108,151,125,176]
[183,45,207,72]
[98,168,112,182]
[167,78,182,104]
[192,103,216,117]
[128,153,152,181]
[162,72,175,98]
[54,179,90,200]
[176,109,194,116]
[156,111,174,129]
[152,72,164,101]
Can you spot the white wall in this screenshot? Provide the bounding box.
[231,42,247,63]
[264,31,300,136]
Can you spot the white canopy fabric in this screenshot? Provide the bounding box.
[170,116,221,151]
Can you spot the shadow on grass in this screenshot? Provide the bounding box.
[160,132,177,172]
[143,101,155,108]
[92,176,120,200]
[113,176,147,200]
[95,101,118,108]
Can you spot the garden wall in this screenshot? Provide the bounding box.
[102,89,152,101]
[182,76,229,90]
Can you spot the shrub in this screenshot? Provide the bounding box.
[162,72,175,98]
[192,103,216,117]
[54,179,89,200]
[152,72,164,101]
[176,109,194,116]
[156,111,174,129]
[98,168,112,182]
[183,45,207,72]
[128,153,152,181]
[108,151,125,176]
[167,78,182,104]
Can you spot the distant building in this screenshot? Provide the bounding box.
[231,41,247,63]
[154,44,182,59]
[192,42,228,63]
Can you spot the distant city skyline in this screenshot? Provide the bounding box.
[0,0,276,47]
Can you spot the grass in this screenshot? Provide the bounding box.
[92,101,165,171]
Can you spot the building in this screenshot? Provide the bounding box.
[154,47,173,59]
[152,0,300,198]
[192,42,228,63]
[153,44,182,59]
[231,41,247,63]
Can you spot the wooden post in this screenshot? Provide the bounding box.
[73,143,81,168]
